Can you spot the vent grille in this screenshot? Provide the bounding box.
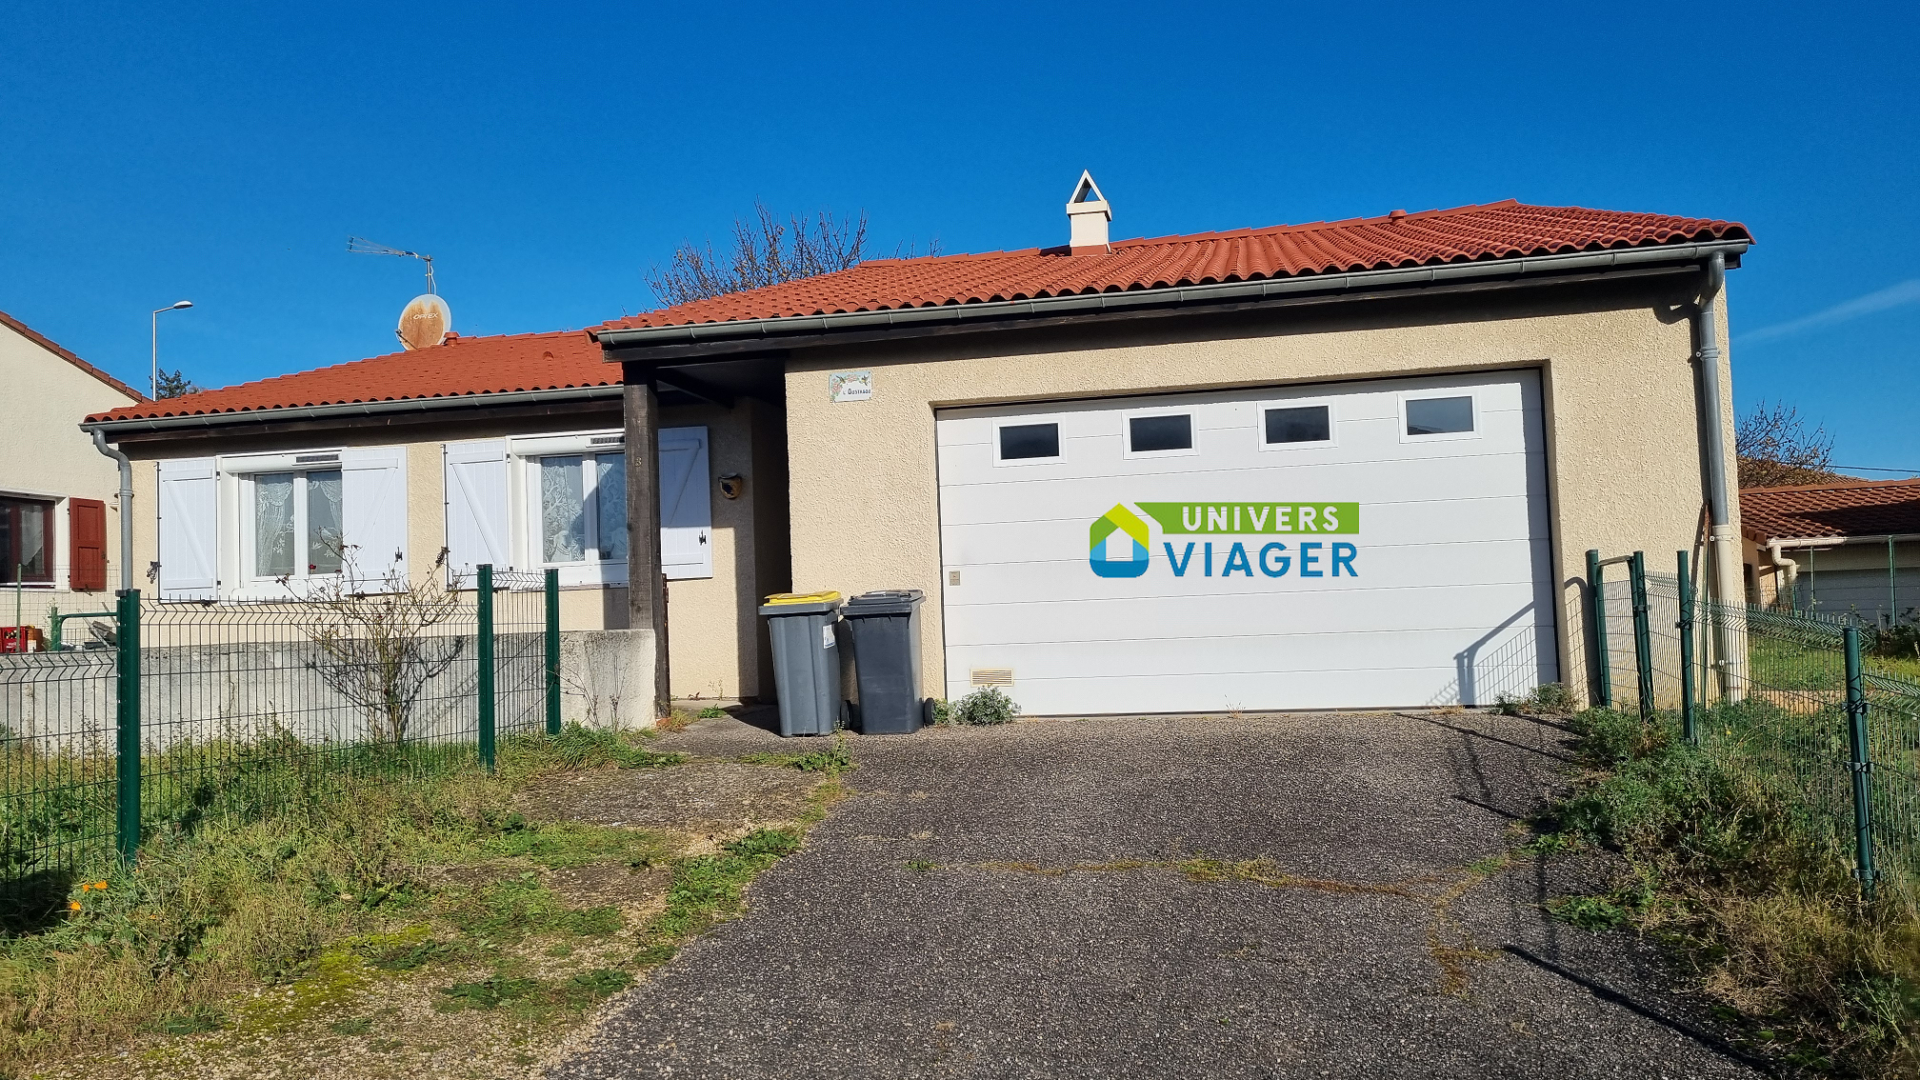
[590,435,624,445]
[970,668,1014,688]
[294,453,340,464]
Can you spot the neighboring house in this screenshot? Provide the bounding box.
[88,182,1753,718]
[1741,477,1920,624]
[0,310,143,644]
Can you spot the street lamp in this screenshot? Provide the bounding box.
[151,300,193,399]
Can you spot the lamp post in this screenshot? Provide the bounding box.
[150,300,192,399]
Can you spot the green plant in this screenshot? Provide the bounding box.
[1493,682,1578,716]
[696,706,728,719]
[950,687,1020,726]
[929,698,952,726]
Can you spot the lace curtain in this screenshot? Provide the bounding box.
[254,473,295,577]
[307,469,344,574]
[596,454,627,561]
[542,456,586,563]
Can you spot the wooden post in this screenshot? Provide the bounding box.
[624,366,671,718]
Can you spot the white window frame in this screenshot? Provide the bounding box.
[510,430,629,588]
[1122,407,1200,459]
[1255,397,1339,452]
[991,414,1068,467]
[221,450,347,597]
[1397,391,1481,444]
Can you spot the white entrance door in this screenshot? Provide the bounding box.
[933,370,1556,714]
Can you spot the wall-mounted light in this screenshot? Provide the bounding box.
[718,473,745,500]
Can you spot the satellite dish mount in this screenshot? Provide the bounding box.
[349,236,452,349]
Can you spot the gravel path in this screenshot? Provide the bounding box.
[550,711,1766,1080]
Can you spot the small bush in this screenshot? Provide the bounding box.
[1493,682,1578,716]
[950,688,1020,726]
[929,698,952,726]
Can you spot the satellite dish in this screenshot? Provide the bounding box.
[396,293,451,350]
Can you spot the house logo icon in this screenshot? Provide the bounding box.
[1089,504,1150,578]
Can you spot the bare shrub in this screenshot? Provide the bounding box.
[299,547,467,746]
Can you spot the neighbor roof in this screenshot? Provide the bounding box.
[86,329,610,424]
[596,200,1749,332]
[1741,478,1920,542]
[0,308,145,403]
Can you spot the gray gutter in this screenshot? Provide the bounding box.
[82,384,625,437]
[594,239,1751,350]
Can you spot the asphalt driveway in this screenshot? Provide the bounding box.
[550,711,1765,1080]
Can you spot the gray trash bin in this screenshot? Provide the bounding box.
[759,591,843,737]
[843,589,926,735]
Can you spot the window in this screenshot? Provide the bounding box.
[1403,395,1476,438]
[248,469,343,579]
[1127,412,1194,455]
[1263,404,1333,446]
[0,497,54,585]
[537,452,626,565]
[997,422,1061,462]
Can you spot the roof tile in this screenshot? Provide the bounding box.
[1741,478,1920,542]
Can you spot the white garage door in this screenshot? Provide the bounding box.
[934,370,1557,714]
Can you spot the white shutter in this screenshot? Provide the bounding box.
[444,440,509,584]
[341,447,409,591]
[156,457,217,600]
[658,426,711,580]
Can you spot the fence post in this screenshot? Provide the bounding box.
[114,589,141,864]
[1630,551,1655,721]
[545,567,561,737]
[1844,626,1876,897]
[1588,549,1611,709]
[477,564,495,772]
[1677,550,1698,743]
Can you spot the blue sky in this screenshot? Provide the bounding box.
[3,2,1915,473]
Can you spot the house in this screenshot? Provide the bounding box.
[1741,477,1920,624]
[0,310,143,647]
[86,180,1753,718]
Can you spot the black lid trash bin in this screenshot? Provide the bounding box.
[759,592,844,738]
[843,589,927,735]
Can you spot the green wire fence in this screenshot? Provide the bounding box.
[1587,549,1920,899]
[0,565,561,906]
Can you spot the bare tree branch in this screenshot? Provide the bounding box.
[300,545,467,746]
[646,202,938,307]
[1736,400,1846,489]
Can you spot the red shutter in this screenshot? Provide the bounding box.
[69,498,106,592]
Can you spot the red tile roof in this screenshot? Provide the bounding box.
[597,200,1749,331]
[87,329,609,423]
[0,308,145,403]
[1741,478,1920,542]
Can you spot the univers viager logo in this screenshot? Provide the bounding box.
[1088,501,1361,579]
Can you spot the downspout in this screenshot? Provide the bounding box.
[1765,540,1799,610]
[90,429,134,593]
[1694,252,1747,699]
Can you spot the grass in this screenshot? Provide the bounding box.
[1535,704,1920,1075]
[737,731,857,774]
[0,719,818,1076]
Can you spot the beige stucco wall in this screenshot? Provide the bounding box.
[0,319,142,631]
[780,281,1741,706]
[114,396,777,701]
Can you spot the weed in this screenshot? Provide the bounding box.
[639,829,803,953]
[929,698,952,726]
[655,709,699,734]
[950,687,1020,726]
[329,1016,373,1036]
[1534,703,1920,1074]
[904,860,938,873]
[148,1008,225,1036]
[519,723,685,773]
[696,706,728,719]
[437,975,540,1012]
[739,731,855,774]
[563,968,632,1002]
[1493,682,1579,717]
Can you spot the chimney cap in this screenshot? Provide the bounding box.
[1065,170,1111,255]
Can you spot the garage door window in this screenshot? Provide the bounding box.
[996,421,1062,464]
[1126,412,1195,456]
[1402,395,1477,441]
[1260,403,1334,449]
